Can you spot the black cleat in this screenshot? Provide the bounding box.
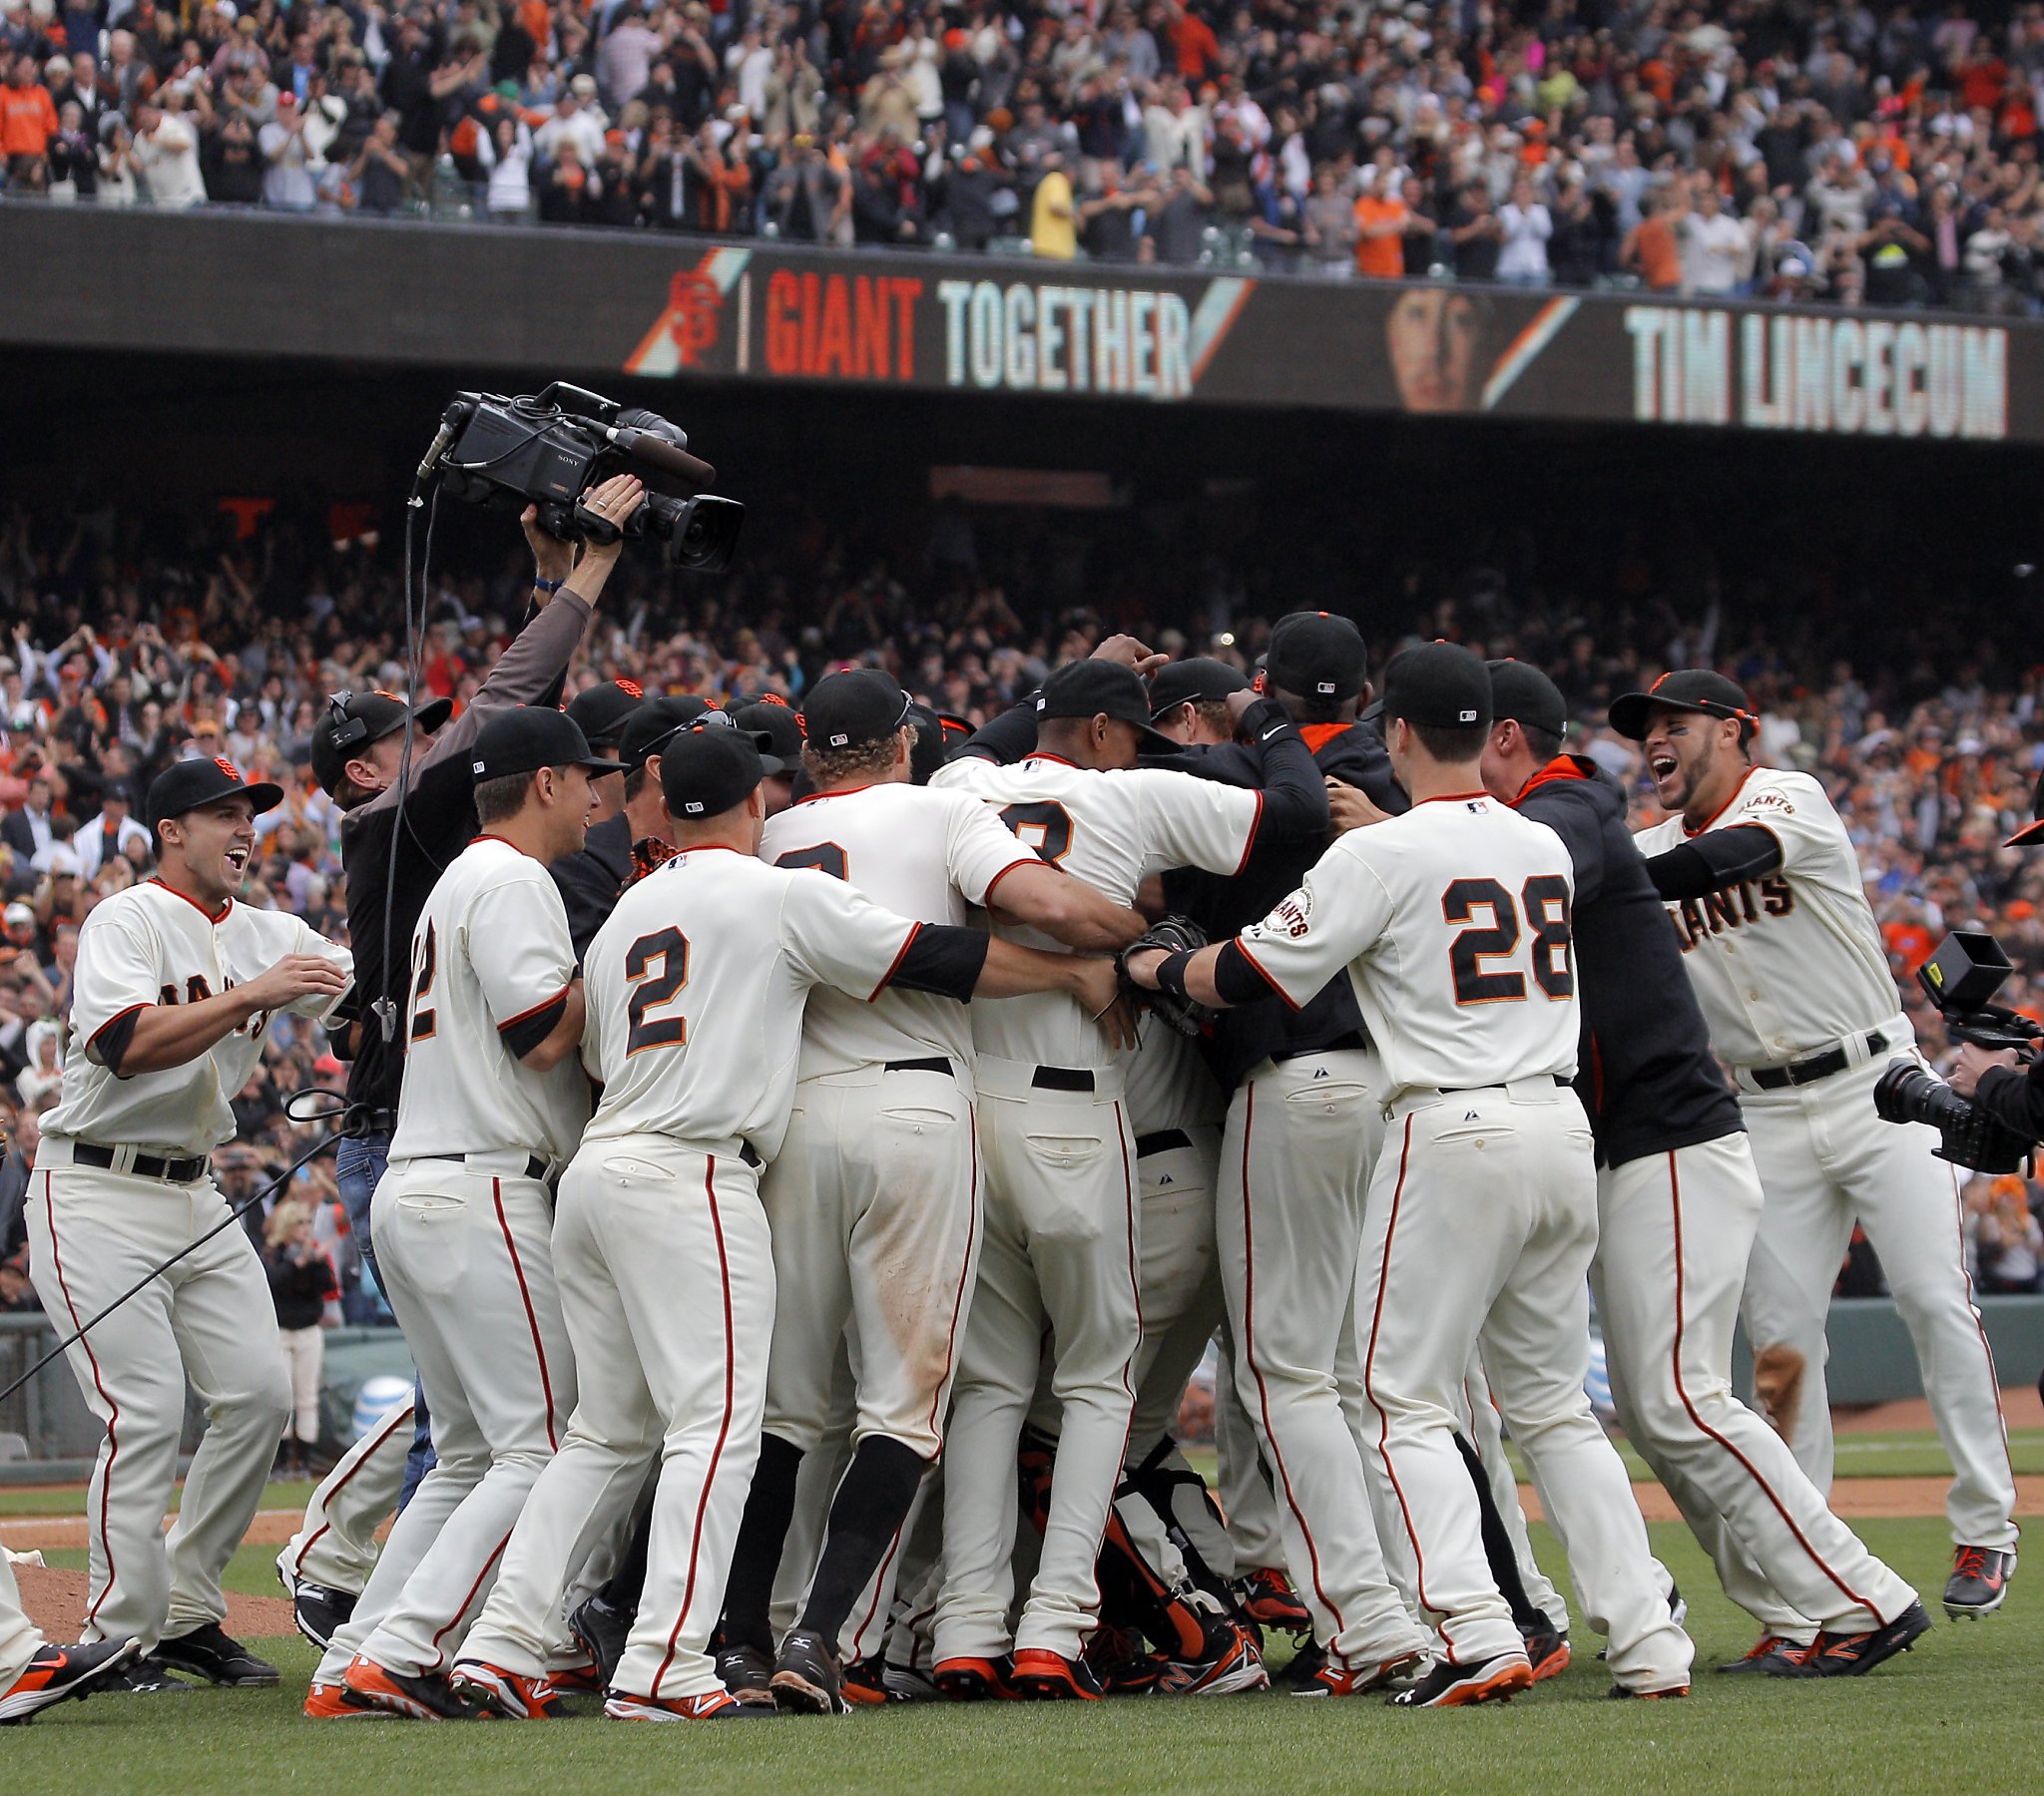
[1520,1613,1570,1682]
[1719,1632,1814,1675]
[1807,1601,1932,1677]
[107,1654,195,1694]
[0,1637,143,1724]
[288,1581,357,1652]
[1388,1651,1533,1708]
[769,1626,848,1715]
[570,1594,634,1685]
[154,1624,279,1688]
[714,1640,775,1704]
[1944,1547,2015,1618]
[1275,1638,1326,1689]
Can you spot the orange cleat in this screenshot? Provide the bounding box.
[1010,1648,1105,1700]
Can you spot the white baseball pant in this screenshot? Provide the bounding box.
[349,1157,575,1677]
[932,1058,1141,1663]
[27,1162,290,1650]
[459,1137,770,1702]
[1736,1033,2017,1550]
[1596,1132,1919,1634]
[1359,1082,1692,1691]
[1218,1050,1427,1673]
[1456,1358,1571,1632]
[0,1551,43,1691]
[1213,1328,1285,1574]
[279,1396,415,1598]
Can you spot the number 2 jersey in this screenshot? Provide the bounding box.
[388,836,591,1166]
[1234,793,1579,1104]
[578,846,932,1160]
[931,752,1264,1071]
[759,781,1037,1082]
[1631,765,1900,1069]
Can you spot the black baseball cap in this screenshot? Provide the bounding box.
[1267,612,1367,702]
[1149,658,1249,717]
[1036,661,1177,752]
[802,671,912,752]
[1486,660,1570,741]
[2008,770,2044,847]
[1608,671,1760,743]
[907,702,949,785]
[662,726,768,821]
[310,689,455,794]
[620,696,710,770]
[565,678,645,749]
[147,755,284,833]
[734,697,806,764]
[469,706,626,784]
[1382,642,1491,731]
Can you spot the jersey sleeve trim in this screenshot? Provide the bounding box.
[981,858,1041,906]
[498,983,572,1061]
[1231,939,1301,1012]
[1232,789,1267,876]
[87,1003,149,1077]
[870,920,924,1001]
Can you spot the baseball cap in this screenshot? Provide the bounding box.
[802,671,911,752]
[735,698,804,766]
[906,702,950,785]
[1485,660,1569,741]
[1036,661,1178,752]
[1607,671,1759,743]
[3,901,34,930]
[1266,612,1367,701]
[1381,642,1491,731]
[146,755,284,833]
[565,678,645,749]
[310,689,455,794]
[661,726,767,821]
[619,696,710,770]
[2007,770,2044,847]
[1148,658,1249,717]
[469,706,626,784]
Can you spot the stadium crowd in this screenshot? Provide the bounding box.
[9,0,2044,308]
[1,488,2042,1335]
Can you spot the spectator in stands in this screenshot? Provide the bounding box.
[1682,184,1750,295]
[2,49,57,191]
[261,1197,339,1481]
[72,781,147,880]
[354,113,412,218]
[1497,175,1553,285]
[132,94,205,208]
[1622,187,1684,292]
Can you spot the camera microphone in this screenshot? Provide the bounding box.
[606,426,717,488]
[416,401,473,483]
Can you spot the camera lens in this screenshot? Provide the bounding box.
[1871,1061,1973,1131]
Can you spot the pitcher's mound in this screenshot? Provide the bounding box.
[13,1566,296,1643]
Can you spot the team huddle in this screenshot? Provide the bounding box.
[0,515,2020,1726]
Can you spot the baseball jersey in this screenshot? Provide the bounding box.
[579,846,926,1160]
[1235,793,1579,1103]
[760,782,1037,1082]
[1125,1021,1227,1135]
[45,878,353,1156]
[931,752,1263,1070]
[387,836,592,1166]
[1632,765,1898,1069]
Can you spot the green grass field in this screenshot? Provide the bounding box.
[10,1519,2044,1795]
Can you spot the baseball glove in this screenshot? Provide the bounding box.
[1117,914,1213,1038]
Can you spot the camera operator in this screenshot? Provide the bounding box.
[302,473,641,1510]
[1946,1034,2044,1134]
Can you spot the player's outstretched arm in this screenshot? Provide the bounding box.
[989,862,1147,952]
[1639,824,1781,900]
[109,954,349,1077]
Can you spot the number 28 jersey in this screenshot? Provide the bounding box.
[1236,793,1580,1104]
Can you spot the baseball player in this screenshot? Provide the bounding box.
[0,1558,139,1725]
[711,669,1147,1713]
[924,657,1319,1700]
[1483,661,1928,1676]
[314,709,618,1721]
[1127,644,1693,1705]
[563,678,647,830]
[451,727,1124,1721]
[275,1394,418,1649]
[1620,670,2019,1619]
[28,756,352,1690]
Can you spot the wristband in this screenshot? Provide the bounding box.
[532,576,565,595]
[1155,950,1195,1000]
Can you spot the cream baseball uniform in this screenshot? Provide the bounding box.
[279,1395,416,1602]
[1242,795,1690,1688]
[1634,765,2017,1551]
[29,877,350,1649]
[322,837,589,1687]
[924,751,1262,1664]
[458,847,940,1704]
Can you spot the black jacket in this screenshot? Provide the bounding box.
[1165,721,1406,1092]
[1511,756,1743,1167]
[550,812,634,961]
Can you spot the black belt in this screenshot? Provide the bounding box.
[1272,1030,1368,1064]
[423,1151,551,1181]
[340,1108,397,1139]
[1135,1128,1193,1158]
[883,1057,953,1078]
[71,1142,208,1183]
[1032,1066,1095,1093]
[739,1142,762,1168]
[1747,1031,1889,1093]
